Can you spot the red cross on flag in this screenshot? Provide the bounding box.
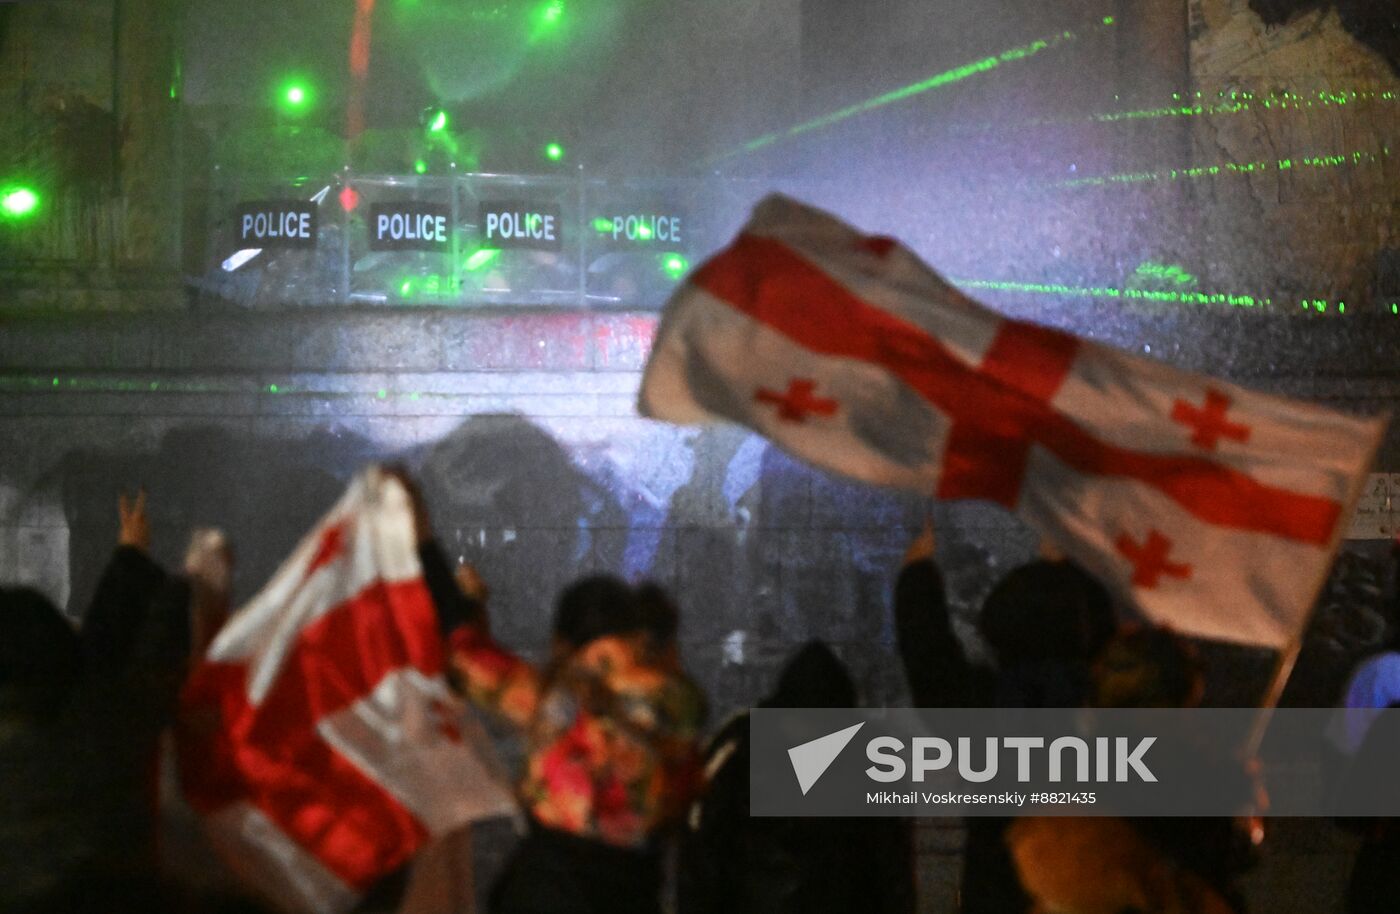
[639,195,1387,648]
[177,467,514,914]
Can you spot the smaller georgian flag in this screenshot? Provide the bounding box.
[178,467,515,914]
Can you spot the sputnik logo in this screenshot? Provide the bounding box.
[788,722,865,795]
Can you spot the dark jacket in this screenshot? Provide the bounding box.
[678,642,916,914]
[895,558,1250,914]
[0,546,191,911]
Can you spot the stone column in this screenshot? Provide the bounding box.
[115,0,182,278]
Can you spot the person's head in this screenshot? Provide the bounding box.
[0,586,82,720]
[551,574,640,653]
[978,560,1117,671]
[766,640,857,709]
[1092,625,1204,708]
[633,581,680,661]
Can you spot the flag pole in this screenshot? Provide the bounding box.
[1243,415,1389,759]
[1244,637,1304,758]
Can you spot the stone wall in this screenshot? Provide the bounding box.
[4,300,1398,716]
[1188,0,1400,308]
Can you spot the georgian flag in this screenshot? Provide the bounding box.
[640,195,1386,648]
[178,468,515,914]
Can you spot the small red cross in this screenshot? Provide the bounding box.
[1115,529,1192,589]
[429,697,462,743]
[307,522,348,575]
[1171,388,1250,451]
[755,379,839,423]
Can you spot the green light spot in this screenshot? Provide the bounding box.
[661,253,689,280]
[277,79,313,116]
[592,217,614,233]
[377,389,388,400]
[269,383,279,393]
[1392,303,1399,315]
[544,142,565,162]
[1102,15,1114,24]
[1132,261,1197,287]
[464,248,500,271]
[399,278,414,297]
[1,186,40,219]
[428,109,449,133]
[528,1,565,43]
[414,159,428,174]
[51,377,59,387]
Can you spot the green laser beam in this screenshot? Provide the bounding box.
[955,278,1271,308]
[1057,147,1390,189]
[959,281,1391,316]
[1086,88,1396,125]
[703,20,1112,166]
[924,87,1399,141]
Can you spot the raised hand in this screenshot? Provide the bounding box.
[184,528,233,596]
[903,515,936,566]
[118,489,151,553]
[455,561,490,605]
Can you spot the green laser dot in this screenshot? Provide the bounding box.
[1,186,40,218]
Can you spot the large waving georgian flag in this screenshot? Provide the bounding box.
[640,195,1386,648]
[178,468,514,914]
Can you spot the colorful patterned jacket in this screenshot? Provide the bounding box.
[446,626,704,849]
[418,543,703,849]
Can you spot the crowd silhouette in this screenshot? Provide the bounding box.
[2,470,1398,914]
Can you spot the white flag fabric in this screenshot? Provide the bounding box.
[640,194,1386,648]
[178,467,515,914]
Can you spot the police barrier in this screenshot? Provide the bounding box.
[202,172,759,308]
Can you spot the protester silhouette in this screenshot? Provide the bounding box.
[678,639,916,914]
